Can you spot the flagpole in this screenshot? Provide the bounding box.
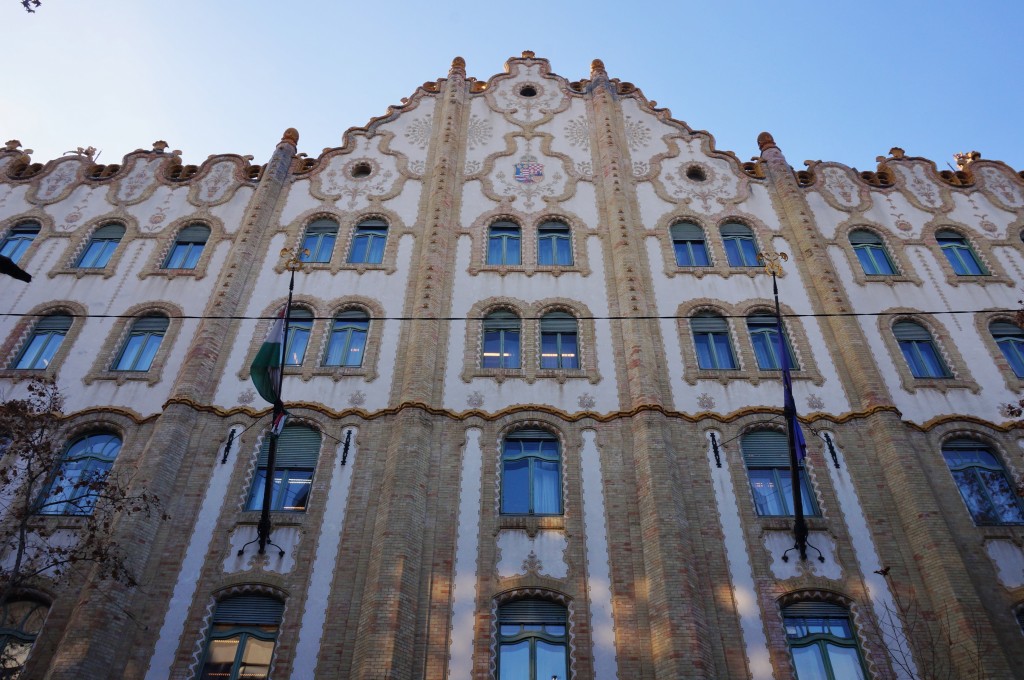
[257,247,305,555]
[759,251,809,562]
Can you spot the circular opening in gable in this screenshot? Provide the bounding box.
[685,165,707,182]
[351,162,372,179]
[519,85,537,98]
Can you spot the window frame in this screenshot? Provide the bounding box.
[937,229,987,276]
[14,314,72,370]
[0,598,48,679]
[747,314,798,371]
[245,425,321,514]
[892,321,950,379]
[496,599,569,680]
[942,439,1024,526]
[671,222,711,267]
[487,222,522,266]
[501,430,562,516]
[782,601,868,680]
[539,312,579,370]
[347,219,388,265]
[482,311,522,370]
[75,223,125,269]
[691,313,738,370]
[323,310,369,367]
[283,309,314,367]
[741,430,819,518]
[720,223,760,267]
[112,315,169,372]
[162,224,211,270]
[39,432,122,516]
[849,229,896,276]
[991,321,1024,378]
[199,594,283,680]
[537,221,573,267]
[299,218,338,264]
[0,222,40,265]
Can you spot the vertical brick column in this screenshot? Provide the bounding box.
[350,58,468,679]
[44,132,299,680]
[585,60,716,679]
[758,133,1013,677]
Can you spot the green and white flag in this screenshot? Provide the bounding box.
[250,309,285,406]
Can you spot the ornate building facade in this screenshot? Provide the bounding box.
[1,53,1023,679]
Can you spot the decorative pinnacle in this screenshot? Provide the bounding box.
[450,56,466,76]
[152,140,169,153]
[757,132,777,152]
[521,50,535,59]
[5,140,23,152]
[281,128,300,146]
[590,59,607,78]
[954,150,981,169]
[281,247,309,272]
[757,250,788,277]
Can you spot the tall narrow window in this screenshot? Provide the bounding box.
[991,321,1024,378]
[283,309,313,366]
[748,314,798,371]
[199,595,283,680]
[937,229,985,275]
[540,312,579,369]
[893,321,950,378]
[497,599,569,680]
[943,439,1024,525]
[671,222,710,267]
[113,315,168,371]
[324,311,368,367]
[300,219,338,263]
[0,222,39,264]
[849,229,896,275]
[39,433,121,516]
[537,221,572,266]
[691,313,737,369]
[246,425,320,513]
[482,311,521,369]
[0,599,48,678]
[501,430,561,515]
[347,219,387,264]
[783,601,867,680]
[76,223,125,268]
[741,430,817,517]
[15,314,72,370]
[721,223,759,267]
[487,222,521,266]
[163,224,210,269]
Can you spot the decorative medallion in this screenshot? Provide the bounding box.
[696,393,716,410]
[514,154,544,184]
[806,394,825,411]
[577,393,596,410]
[238,388,255,405]
[348,390,366,407]
[977,166,1024,209]
[466,391,484,409]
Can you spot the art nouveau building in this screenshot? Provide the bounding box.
[1,53,1023,679]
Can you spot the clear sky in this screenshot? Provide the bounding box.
[3,1,1022,173]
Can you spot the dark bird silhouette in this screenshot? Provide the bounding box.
[0,255,31,282]
[873,566,891,576]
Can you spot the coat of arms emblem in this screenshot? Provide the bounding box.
[514,154,544,184]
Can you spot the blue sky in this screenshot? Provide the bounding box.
[3,2,1022,173]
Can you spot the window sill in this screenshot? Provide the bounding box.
[498,515,565,537]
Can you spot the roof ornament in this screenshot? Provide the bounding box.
[590,59,607,79]
[4,140,25,152]
[954,150,981,169]
[63,146,97,160]
[756,131,776,152]
[450,56,466,78]
[521,50,535,59]
[281,128,300,146]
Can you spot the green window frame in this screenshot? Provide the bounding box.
[991,321,1024,378]
[246,425,321,513]
[937,229,986,276]
[670,222,710,267]
[497,599,569,680]
[893,321,950,379]
[482,311,521,369]
[76,223,125,268]
[487,222,521,266]
[0,222,39,264]
[747,314,798,371]
[501,430,561,516]
[324,310,368,367]
[347,219,387,265]
[849,229,896,276]
[163,224,210,270]
[199,595,283,680]
[299,219,338,264]
[691,313,737,370]
[283,309,313,366]
[0,599,48,679]
[14,314,71,370]
[537,221,572,266]
[942,439,1024,525]
[784,601,867,680]
[113,315,168,371]
[721,222,759,267]
[741,430,818,517]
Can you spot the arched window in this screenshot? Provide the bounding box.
[76,223,125,268]
[40,432,122,516]
[849,229,896,275]
[747,314,798,371]
[113,315,168,371]
[0,222,39,264]
[671,222,710,267]
[324,311,368,367]
[487,222,521,266]
[283,309,313,366]
[348,219,387,264]
[497,599,568,680]
[893,321,950,378]
[482,311,521,369]
[540,312,578,369]
[501,430,561,515]
[942,439,1024,525]
[199,594,283,680]
[991,321,1024,378]
[247,425,321,513]
[691,313,736,369]
[937,229,985,275]
[14,314,72,370]
[720,223,759,267]
[0,598,48,678]
[163,224,210,269]
[741,430,817,517]
[299,219,338,263]
[537,221,572,266]
[783,601,867,680]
